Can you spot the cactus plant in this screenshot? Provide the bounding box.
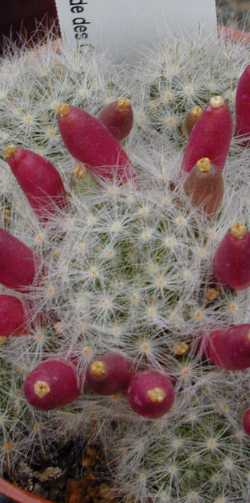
[0,32,249,503]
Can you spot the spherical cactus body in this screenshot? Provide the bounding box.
[127,370,175,418]
[4,146,67,222]
[86,353,132,395]
[56,104,136,183]
[98,98,134,140]
[206,324,250,370]
[24,359,80,410]
[182,96,233,172]
[0,229,39,292]
[213,224,250,290]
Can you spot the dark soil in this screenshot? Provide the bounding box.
[4,438,119,503]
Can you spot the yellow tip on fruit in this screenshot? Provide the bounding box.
[196,158,211,173]
[0,336,7,345]
[3,144,17,160]
[117,98,131,110]
[190,105,203,118]
[90,360,107,378]
[34,380,51,399]
[230,223,247,240]
[147,387,166,404]
[174,342,189,356]
[56,103,71,118]
[210,96,225,109]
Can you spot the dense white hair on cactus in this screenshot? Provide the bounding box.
[0,28,250,502]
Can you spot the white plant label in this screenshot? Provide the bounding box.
[54,0,217,60]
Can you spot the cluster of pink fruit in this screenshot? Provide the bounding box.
[1,66,250,423]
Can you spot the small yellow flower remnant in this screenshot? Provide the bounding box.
[194,310,204,321]
[90,360,107,378]
[147,387,166,403]
[34,380,50,399]
[0,336,7,345]
[230,223,247,240]
[173,342,189,356]
[73,163,87,180]
[206,288,220,303]
[117,97,131,110]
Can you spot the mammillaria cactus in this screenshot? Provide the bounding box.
[0,32,250,503]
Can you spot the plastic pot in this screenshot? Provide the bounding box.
[0,478,54,503]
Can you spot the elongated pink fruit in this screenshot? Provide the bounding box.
[236,65,250,144]
[127,370,175,419]
[0,229,39,292]
[24,359,80,410]
[183,157,224,217]
[206,324,250,370]
[4,146,67,221]
[242,409,250,435]
[98,98,134,141]
[182,96,233,172]
[213,224,250,290]
[0,295,27,337]
[56,104,136,183]
[86,352,132,395]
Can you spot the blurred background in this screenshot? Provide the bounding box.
[217,0,250,29]
[0,0,249,52]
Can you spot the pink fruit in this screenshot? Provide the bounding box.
[213,224,250,290]
[0,229,39,292]
[56,104,136,183]
[4,146,67,222]
[206,324,250,370]
[98,98,134,141]
[242,409,250,435]
[182,96,233,172]
[235,65,250,144]
[0,295,27,337]
[86,353,132,395]
[127,370,175,419]
[24,359,80,410]
[183,157,224,217]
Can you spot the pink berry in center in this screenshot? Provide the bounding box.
[86,352,132,395]
[127,370,175,419]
